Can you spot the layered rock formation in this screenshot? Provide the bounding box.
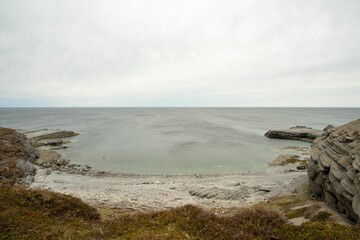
[0,127,37,185]
[308,119,360,222]
[265,126,323,142]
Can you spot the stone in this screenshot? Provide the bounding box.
[189,186,250,200]
[341,178,357,196]
[307,160,320,180]
[353,195,360,218]
[265,126,323,142]
[268,154,302,166]
[323,125,335,131]
[16,159,36,176]
[330,161,347,181]
[297,163,307,170]
[37,149,62,166]
[0,127,37,185]
[308,119,360,222]
[31,131,78,141]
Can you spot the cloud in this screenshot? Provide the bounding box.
[0,0,359,107]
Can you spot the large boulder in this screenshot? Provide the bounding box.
[265,126,323,142]
[307,119,360,222]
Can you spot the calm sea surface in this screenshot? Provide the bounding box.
[0,108,359,174]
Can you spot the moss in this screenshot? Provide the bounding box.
[285,158,307,165]
[311,211,332,222]
[286,207,309,219]
[268,195,304,211]
[275,222,360,240]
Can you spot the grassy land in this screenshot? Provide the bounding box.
[1,185,360,240]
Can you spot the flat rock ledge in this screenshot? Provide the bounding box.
[307,119,360,222]
[27,130,108,176]
[0,127,108,187]
[265,126,323,142]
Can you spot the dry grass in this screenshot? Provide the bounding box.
[0,185,359,240]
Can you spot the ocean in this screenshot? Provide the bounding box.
[0,108,359,174]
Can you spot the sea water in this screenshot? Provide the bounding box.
[0,108,359,174]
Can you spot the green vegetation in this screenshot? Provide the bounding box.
[284,157,307,165]
[0,185,359,240]
[311,211,333,222]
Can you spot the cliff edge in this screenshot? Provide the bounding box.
[0,127,37,185]
[308,119,360,222]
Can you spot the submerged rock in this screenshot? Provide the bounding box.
[307,119,360,222]
[30,130,78,141]
[269,154,303,166]
[265,126,323,142]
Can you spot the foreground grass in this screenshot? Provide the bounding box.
[0,185,359,240]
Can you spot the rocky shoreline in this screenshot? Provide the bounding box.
[0,126,312,213]
[25,129,109,177]
[2,121,358,224]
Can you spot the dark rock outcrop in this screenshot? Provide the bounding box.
[0,127,37,185]
[265,126,323,142]
[323,125,335,131]
[30,131,78,147]
[307,119,360,222]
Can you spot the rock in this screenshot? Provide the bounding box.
[16,159,36,176]
[269,154,306,166]
[0,127,37,185]
[324,125,335,131]
[36,149,62,166]
[189,186,250,200]
[307,119,360,222]
[258,188,271,192]
[297,163,307,170]
[23,175,34,185]
[265,126,323,142]
[30,131,77,147]
[31,131,78,141]
[31,139,65,147]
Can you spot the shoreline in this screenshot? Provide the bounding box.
[25,128,312,212]
[30,165,308,212]
[2,125,354,226]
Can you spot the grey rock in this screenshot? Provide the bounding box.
[323,125,335,131]
[37,149,62,166]
[297,163,307,170]
[265,126,323,142]
[353,195,360,218]
[16,159,36,177]
[24,175,35,185]
[189,186,250,200]
[268,154,301,166]
[307,160,319,180]
[31,131,78,141]
[307,119,360,222]
[330,161,347,180]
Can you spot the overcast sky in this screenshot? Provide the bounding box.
[0,0,359,107]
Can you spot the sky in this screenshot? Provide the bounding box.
[0,0,359,107]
